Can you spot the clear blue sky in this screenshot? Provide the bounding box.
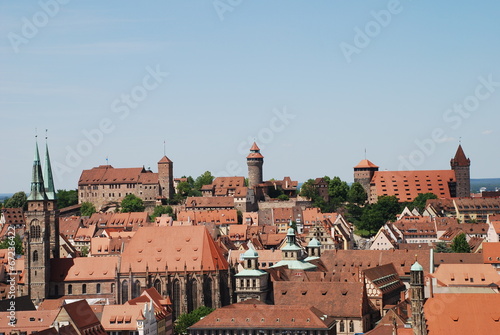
[1,1,500,193]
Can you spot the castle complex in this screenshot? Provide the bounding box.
[354,145,471,203]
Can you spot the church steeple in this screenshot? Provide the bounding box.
[27,140,48,201]
[43,134,56,201]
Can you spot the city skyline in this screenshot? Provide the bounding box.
[2,1,500,193]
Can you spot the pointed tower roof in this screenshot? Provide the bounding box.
[250,142,260,151]
[158,155,172,164]
[247,142,264,159]
[44,141,56,200]
[27,141,48,201]
[451,144,470,166]
[354,159,379,169]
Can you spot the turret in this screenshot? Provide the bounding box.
[247,142,263,189]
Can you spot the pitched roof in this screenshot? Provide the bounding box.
[62,300,105,333]
[433,253,483,267]
[158,155,172,163]
[50,257,118,281]
[120,226,228,273]
[190,301,335,330]
[321,249,431,278]
[371,170,455,202]
[354,159,379,169]
[430,263,500,287]
[424,294,500,334]
[273,281,369,318]
[79,165,148,185]
[177,210,238,225]
[101,304,146,331]
[482,242,500,264]
[450,144,470,166]
[250,142,260,151]
[0,310,58,333]
[186,197,235,209]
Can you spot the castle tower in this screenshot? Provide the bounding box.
[25,140,59,305]
[353,159,379,198]
[234,248,268,302]
[158,155,174,199]
[247,142,263,189]
[410,259,427,335]
[450,144,470,198]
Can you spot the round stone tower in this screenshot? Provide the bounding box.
[247,142,264,189]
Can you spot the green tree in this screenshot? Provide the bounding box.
[299,179,319,200]
[277,194,289,201]
[194,171,214,190]
[56,189,78,208]
[151,205,175,221]
[4,191,27,210]
[174,306,214,335]
[374,195,401,222]
[328,176,349,209]
[347,182,367,205]
[434,241,451,253]
[120,194,145,213]
[451,233,470,253]
[411,193,437,213]
[0,234,23,255]
[80,246,89,257]
[80,202,96,217]
[358,206,385,235]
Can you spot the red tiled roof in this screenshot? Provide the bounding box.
[120,226,228,273]
[79,166,149,185]
[158,155,172,163]
[50,257,118,281]
[186,197,234,209]
[250,142,260,151]
[424,294,500,334]
[354,159,379,169]
[372,170,455,202]
[450,144,470,166]
[430,263,500,287]
[482,242,500,264]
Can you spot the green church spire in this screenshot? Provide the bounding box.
[43,132,56,200]
[27,139,48,201]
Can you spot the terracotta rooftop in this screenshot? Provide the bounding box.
[50,256,118,281]
[250,142,260,151]
[354,159,379,169]
[372,170,455,202]
[274,281,370,318]
[158,155,172,163]
[186,196,235,209]
[177,209,237,225]
[482,242,500,264]
[0,310,58,333]
[430,263,500,287]
[190,300,335,330]
[120,225,228,273]
[424,293,500,334]
[101,304,145,331]
[79,165,159,185]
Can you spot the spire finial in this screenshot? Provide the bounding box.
[163,140,166,156]
[364,148,367,160]
[35,128,38,140]
[45,129,48,141]
[459,136,462,145]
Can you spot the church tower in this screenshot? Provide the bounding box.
[410,259,427,335]
[25,139,59,304]
[247,142,263,189]
[158,155,174,199]
[450,144,470,198]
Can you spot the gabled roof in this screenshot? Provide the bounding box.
[158,155,172,163]
[190,301,335,330]
[62,300,105,333]
[482,242,500,264]
[79,166,146,185]
[430,263,500,287]
[120,226,228,273]
[273,281,370,318]
[50,257,118,281]
[424,294,500,334]
[354,159,379,169]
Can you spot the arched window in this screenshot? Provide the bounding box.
[173,279,181,318]
[187,279,198,312]
[154,279,161,294]
[96,283,101,294]
[132,280,141,299]
[349,320,354,332]
[339,320,345,332]
[68,284,73,295]
[82,284,87,294]
[30,221,41,240]
[203,276,213,309]
[121,280,129,303]
[33,250,38,262]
